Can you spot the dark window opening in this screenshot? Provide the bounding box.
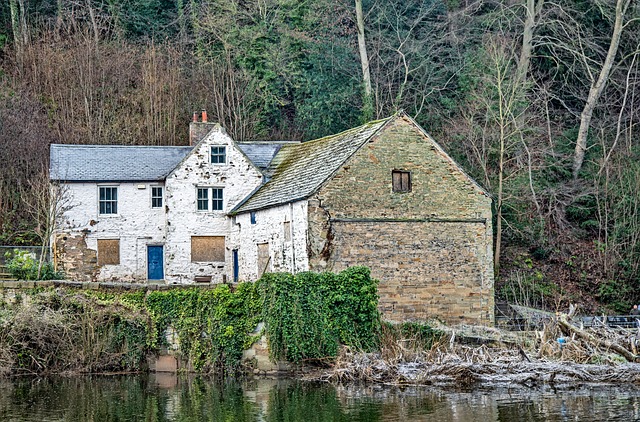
[250,212,257,224]
[197,187,224,211]
[197,188,209,211]
[392,170,411,192]
[212,188,223,210]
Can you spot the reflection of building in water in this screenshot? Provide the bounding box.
[243,378,282,421]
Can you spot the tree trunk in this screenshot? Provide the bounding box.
[355,0,373,120]
[9,0,22,61]
[18,0,28,47]
[572,0,629,179]
[56,0,64,37]
[515,0,544,85]
[177,0,187,41]
[558,314,637,362]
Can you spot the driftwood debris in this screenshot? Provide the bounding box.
[308,305,640,387]
[557,313,637,363]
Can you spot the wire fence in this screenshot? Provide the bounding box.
[0,246,50,265]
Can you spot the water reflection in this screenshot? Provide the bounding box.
[0,374,639,421]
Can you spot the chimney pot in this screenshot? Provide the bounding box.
[202,109,208,123]
[192,112,198,122]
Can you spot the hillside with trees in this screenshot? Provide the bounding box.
[0,0,639,313]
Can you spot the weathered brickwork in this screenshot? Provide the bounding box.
[310,116,494,325]
[53,233,99,282]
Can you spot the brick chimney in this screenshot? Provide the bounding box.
[189,110,215,146]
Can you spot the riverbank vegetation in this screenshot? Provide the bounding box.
[1,0,640,314]
[0,267,380,375]
[3,272,640,387]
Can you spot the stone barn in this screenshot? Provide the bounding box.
[51,111,494,324]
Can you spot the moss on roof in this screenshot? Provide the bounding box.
[231,117,391,214]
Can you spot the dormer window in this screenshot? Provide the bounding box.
[211,146,226,164]
[392,170,411,193]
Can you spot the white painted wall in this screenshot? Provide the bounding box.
[164,125,264,283]
[59,181,167,281]
[229,200,309,282]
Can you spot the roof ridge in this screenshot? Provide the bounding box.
[51,144,193,149]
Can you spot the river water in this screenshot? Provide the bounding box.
[1,374,639,421]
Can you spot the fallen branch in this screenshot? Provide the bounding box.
[557,314,636,362]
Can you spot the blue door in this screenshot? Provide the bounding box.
[147,246,164,280]
[233,249,239,282]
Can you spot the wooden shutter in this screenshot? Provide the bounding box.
[97,239,120,265]
[191,236,225,262]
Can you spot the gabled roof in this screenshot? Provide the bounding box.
[50,144,193,182]
[231,117,391,214]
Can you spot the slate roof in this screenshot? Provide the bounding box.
[237,142,298,172]
[232,118,390,214]
[50,144,194,182]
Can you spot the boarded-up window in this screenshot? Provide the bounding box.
[97,239,120,265]
[191,236,225,262]
[283,222,291,241]
[257,243,270,278]
[392,170,411,192]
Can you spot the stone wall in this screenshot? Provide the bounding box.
[310,115,494,325]
[53,232,99,282]
[326,221,493,323]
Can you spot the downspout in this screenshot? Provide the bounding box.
[290,203,296,272]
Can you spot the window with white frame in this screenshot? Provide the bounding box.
[197,187,224,211]
[151,186,163,208]
[99,186,118,214]
[211,146,226,164]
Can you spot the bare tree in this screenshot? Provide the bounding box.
[515,0,545,85]
[572,0,632,178]
[20,168,74,278]
[355,0,373,120]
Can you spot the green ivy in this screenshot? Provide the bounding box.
[144,284,262,373]
[260,267,381,363]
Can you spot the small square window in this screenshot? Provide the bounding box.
[392,170,411,193]
[99,187,118,214]
[211,146,226,164]
[151,187,163,208]
[250,212,257,224]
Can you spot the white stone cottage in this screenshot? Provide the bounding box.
[51,112,495,324]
